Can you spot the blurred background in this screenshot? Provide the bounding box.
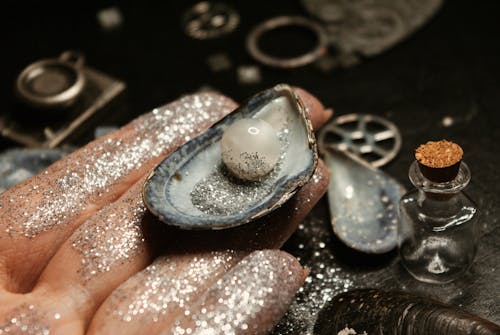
[2,0,499,333]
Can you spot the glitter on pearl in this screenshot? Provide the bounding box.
[221,118,280,181]
[0,94,236,239]
[190,126,289,216]
[0,304,50,335]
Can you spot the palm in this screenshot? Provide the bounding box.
[0,88,331,335]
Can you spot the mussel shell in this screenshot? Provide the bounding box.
[322,150,405,254]
[143,84,318,230]
[314,289,500,335]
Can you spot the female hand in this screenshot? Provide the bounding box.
[0,87,332,334]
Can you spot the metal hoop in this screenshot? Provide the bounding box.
[15,50,86,109]
[246,16,328,68]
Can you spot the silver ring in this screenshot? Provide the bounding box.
[246,16,328,68]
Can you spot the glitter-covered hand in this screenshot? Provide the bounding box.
[0,88,332,334]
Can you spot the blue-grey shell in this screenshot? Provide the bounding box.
[322,150,405,253]
[143,84,318,230]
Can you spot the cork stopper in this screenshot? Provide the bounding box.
[415,140,463,182]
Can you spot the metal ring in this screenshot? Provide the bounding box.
[15,51,86,109]
[318,113,402,167]
[246,16,328,68]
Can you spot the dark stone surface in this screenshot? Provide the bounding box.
[2,0,499,332]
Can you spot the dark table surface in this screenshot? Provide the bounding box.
[3,0,500,333]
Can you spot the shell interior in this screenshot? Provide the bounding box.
[144,84,317,229]
[323,150,405,253]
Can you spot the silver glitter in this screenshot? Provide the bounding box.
[0,93,236,239]
[108,251,243,327]
[168,250,306,335]
[190,163,281,216]
[223,150,274,181]
[274,216,355,335]
[190,128,289,216]
[0,304,50,335]
[71,178,147,281]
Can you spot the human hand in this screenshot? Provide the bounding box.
[0,87,332,334]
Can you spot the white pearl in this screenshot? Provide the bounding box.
[221,118,280,181]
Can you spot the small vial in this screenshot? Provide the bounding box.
[398,140,479,284]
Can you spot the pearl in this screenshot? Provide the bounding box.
[221,118,280,181]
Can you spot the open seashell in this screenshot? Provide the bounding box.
[321,150,405,253]
[143,84,318,230]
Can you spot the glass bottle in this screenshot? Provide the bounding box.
[398,160,479,284]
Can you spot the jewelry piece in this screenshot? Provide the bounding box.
[246,16,328,69]
[221,118,280,181]
[318,113,401,167]
[182,2,240,40]
[16,50,86,109]
[4,51,125,148]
